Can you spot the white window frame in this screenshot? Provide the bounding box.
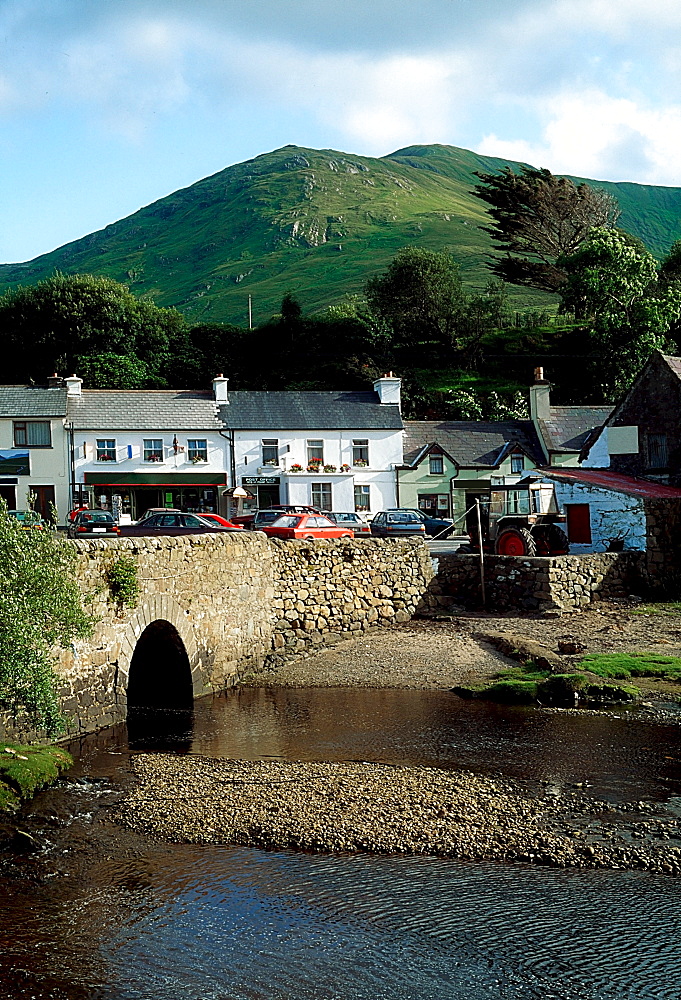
[143,438,164,463]
[96,438,117,462]
[354,485,370,512]
[428,454,444,475]
[311,481,332,510]
[352,439,369,467]
[261,439,279,466]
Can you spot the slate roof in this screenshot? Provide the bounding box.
[539,467,681,499]
[662,353,681,380]
[537,406,613,454]
[402,420,544,469]
[0,386,68,418]
[68,390,223,430]
[220,391,402,430]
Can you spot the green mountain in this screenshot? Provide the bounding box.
[2,143,681,326]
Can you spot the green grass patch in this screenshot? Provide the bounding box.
[578,652,681,681]
[630,603,681,616]
[0,743,72,814]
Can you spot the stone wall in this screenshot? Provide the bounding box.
[5,533,434,740]
[644,498,681,595]
[268,536,434,665]
[423,551,645,612]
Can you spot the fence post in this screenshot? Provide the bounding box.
[476,499,486,608]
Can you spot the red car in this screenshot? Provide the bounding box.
[197,513,244,529]
[261,513,354,540]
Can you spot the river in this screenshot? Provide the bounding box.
[2,687,681,999]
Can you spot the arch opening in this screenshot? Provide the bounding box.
[127,619,194,710]
[126,619,194,750]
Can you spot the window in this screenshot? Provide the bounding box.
[566,504,592,544]
[307,439,324,465]
[261,439,279,466]
[96,439,116,462]
[352,439,369,467]
[311,482,332,510]
[648,433,668,469]
[429,454,444,475]
[13,420,51,448]
[188,439,208,463]
[354,485,370,512]
[510,453,524,475]
[143,439,164,463]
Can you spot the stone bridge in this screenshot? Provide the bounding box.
[51,532,435,737]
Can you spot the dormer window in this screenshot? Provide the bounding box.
[429,454,444,475]
[511,453,524,475]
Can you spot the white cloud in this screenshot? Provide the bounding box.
[479,91,681,184]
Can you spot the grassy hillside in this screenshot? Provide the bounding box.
[2,143,681,326]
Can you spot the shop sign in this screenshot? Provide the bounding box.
[243,477,280,485]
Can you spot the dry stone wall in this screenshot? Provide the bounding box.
[424,552,645,612]
[268,536,434,664]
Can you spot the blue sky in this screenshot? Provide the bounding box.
[2,0,681,263]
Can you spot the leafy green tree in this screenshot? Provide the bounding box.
[0,505,92,733]
[76,353,152,389]
[0,273,188,383]
[560,227,681,395]
[365,247,468,355]
[473,167,620,291]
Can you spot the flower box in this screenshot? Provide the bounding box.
[323,465,337,472]
[290,464,304,472]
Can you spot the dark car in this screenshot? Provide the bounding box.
[384,508,455,537]
[121,512,241,536]
[327,512,371,537]
[68,510,120,538]
[370,511,427,538]
[136,507,183,523]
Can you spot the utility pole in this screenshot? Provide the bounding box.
[248,294,252,330]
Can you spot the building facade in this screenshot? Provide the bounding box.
[0,382,71,521]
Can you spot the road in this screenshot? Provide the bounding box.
[427,535,468,555]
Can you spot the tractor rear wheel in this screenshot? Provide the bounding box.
[495,527,537,556]
[532,523,569,555]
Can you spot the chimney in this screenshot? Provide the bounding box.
[65,374,83,397]
[47,373,63,389]
[529,367,551,422]
[373,372,401,410]
[213,374,229,403]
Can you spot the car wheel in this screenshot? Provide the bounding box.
[304,535,315,540]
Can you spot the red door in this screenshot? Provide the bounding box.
[566,503,591,543]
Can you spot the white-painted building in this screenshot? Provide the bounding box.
[0,381,71,521]
[68,376,230,521]
[535,467,681,554]
[219,376,404,515]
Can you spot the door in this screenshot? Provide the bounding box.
[257,485,280,508]
[133,489,162,520]
[0,485,16,509]
[32,485,55,522]
[566,504,592,544]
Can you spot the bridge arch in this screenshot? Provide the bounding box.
[117,595,204,711]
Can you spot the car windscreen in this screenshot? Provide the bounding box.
[387,513,419,523]
[271,515,299,527]
[81,512,115,522]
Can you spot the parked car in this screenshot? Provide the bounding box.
[249,506,321,531]
[384,508,455,537]
[121,512,241,536]
[370,511,427,538]
[327,512,371,537]
[261,514,354,540]
[194,512,243,529]
[136,507,183,524]
[67,510,120,538]
[8,509,46,530]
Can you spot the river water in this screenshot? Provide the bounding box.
[2,687,681,999]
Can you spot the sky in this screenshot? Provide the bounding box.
[2,0,681,263]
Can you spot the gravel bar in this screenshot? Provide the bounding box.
[114,755,681,874]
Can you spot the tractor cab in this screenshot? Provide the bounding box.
[468,477,569,556]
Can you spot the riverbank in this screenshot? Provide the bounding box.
[243,600,681,700]
[114,755,681,875]
[0,743,72,815]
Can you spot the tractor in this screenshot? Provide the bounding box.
[464,479,569,557]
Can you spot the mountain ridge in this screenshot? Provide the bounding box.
[2,143,681,325]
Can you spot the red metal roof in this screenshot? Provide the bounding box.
[539,467,681,499]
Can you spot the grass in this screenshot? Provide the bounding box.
[630,602,681,616]
[0,742,73,814]
[578,652,681,681]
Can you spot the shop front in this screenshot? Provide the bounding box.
[83,473,228,520]
[240,476,281,513]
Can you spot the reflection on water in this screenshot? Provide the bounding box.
[2,687,681,999]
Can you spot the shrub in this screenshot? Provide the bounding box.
[0,504,92,733]
[106,556,140,609]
